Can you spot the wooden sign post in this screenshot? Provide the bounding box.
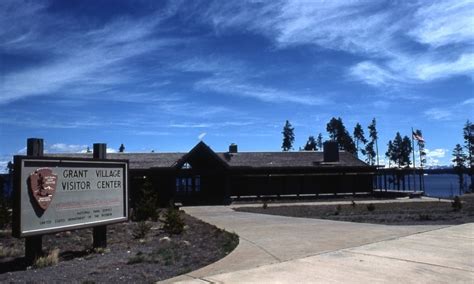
[92,143,107,249]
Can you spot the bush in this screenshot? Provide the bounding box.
[262,201,268,209]
[367,203,375,212]
[0,197,11,229]
[162,208,185,235]
[452,196,463,211]
[133,179,159,221]
[33,249,59,269]
[133,221,152,239]
[334,205,342,215]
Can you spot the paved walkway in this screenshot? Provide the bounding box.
[160,201,474,283]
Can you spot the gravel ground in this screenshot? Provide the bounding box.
[234,194,474,225]
[0,211,238,283]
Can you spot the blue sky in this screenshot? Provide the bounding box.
[1,0,473,171]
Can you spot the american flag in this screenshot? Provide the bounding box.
[412,131,424,142]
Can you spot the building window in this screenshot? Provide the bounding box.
[182,162,192,169]
[195,175,201,192]
[175,175,201,193]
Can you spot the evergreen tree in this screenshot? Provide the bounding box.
[388,132,412,168]
[304,136,317,151]
[281,120,295,151]
[463,120,473,191]
[326,117,357,154]
[386,140,395,168]
[414,129,426,167]
[119,143,125,153]
[365,141,376,165]
[316,133,323,151]
[401,136,412,167]
[353,123,367,158]
[368,118,379,166]
[452,144,467,194]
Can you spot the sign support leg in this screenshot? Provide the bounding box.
[93,143,107,249]
[25,235,43,263]
[25,138,45,264]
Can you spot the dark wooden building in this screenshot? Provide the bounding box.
[50,141,375,205]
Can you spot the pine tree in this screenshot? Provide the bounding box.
[304,136,317,151]
[368,118,379,166]
[414,129,426,167]
[316,133,323,151]
[281,120,295,151]
[326,117,357,154]
[119,143,125,153]
[452,144,467,194]
[365,141,376,165]
[388,133,412,168]
[401,136,412,167]
[463,120,473,191]
[353,123,367,158]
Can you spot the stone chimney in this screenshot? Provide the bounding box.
[323,141,339,162]
[229,143,238,153]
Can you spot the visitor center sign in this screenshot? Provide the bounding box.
[13,157,128,237]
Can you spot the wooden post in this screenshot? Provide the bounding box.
[93,143,107,249]
[25,138,44,263]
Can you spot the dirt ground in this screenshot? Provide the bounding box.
[0,212,238,283]
[235,195,474,225]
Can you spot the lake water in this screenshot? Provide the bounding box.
[423,174,472,198]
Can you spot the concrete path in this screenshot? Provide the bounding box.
[160,204,473,283]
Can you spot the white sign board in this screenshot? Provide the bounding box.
[13,157,128,237]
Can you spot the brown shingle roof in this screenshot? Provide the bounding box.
[48,151,368,170]
[217,151,368,168]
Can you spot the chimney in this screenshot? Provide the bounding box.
[229,143,238,153]
[323,141,339,162]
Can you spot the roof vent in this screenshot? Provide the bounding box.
[323,141,339,162]
[229,143,238,153]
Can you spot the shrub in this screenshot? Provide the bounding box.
[366,203,375,212]
[133,221,152,239]
[33,249,59,269]
[262,201,268,209]
[162,208,185,235]
[0,197,11,229]
[334,205,342,215]
[127,251,146,264]
[133,179,159,221]
[219,231,239,254]
[452,196,462,211]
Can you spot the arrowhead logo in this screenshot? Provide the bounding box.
[29,168,58,211]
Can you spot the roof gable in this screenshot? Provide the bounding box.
[174,141,229,170]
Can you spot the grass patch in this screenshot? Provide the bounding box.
[33,249,59,269]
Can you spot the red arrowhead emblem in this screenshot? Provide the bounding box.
[29,168,58,211]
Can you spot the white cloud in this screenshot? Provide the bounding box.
[0,4,184,104]
[50,143,88,153]
[408,0,474,48]
[425,148,448,166]
[349,61,406,87]
[198,133,207,140]
[423,108,453,121]
[196,76,327,106]
[196,1,474,88]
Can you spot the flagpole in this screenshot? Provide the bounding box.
[411,127,417,192]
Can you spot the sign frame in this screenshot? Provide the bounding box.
[13,155,129,238]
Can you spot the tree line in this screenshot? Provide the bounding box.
[282,117,385,167]
[281,117,473,193]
